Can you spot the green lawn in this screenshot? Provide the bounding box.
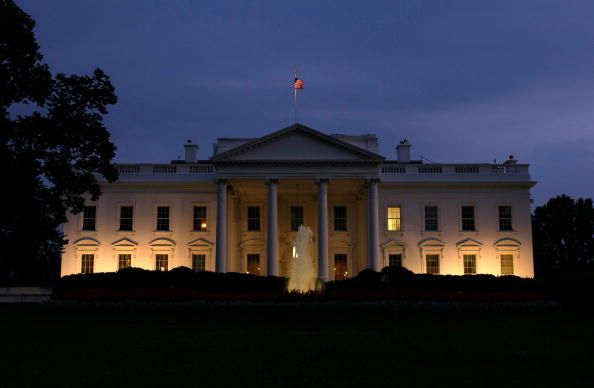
[1,302,593,387]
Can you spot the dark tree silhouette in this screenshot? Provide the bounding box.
[0,0,118,284]
[533,195,594,277]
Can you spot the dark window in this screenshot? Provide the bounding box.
[501,254,514,275]
[463,254,476,274]
[118,254,131,270]
[498,206,513,231]
[155,254,168,271]
[81,254,94,274]
[119,206,133,231]
[82,206,96,231]
[388,254,402,267]
[426,254,440,274]
[334,206,347,231]
[334,254,348,280]
[461,206,475,231]
[156,206,170,231]
[247,254,260,275]
[192,254,206,272]
[247,206,260,231]
[193,206,207,231]
[290,206,304,231]
[424,206,439,231]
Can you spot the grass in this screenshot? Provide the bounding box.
[1,301,593,387]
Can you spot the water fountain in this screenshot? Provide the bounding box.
[288,225,317,292]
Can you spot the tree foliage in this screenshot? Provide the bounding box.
[533,195,594,277]
[0,0,118,284]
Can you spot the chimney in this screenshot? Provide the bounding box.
[504,154,518,164]
[396,139,411,163]
[184,139,199,163]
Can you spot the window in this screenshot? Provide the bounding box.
[193,206,207,231]
[155,254,168,271]
[426,254,440,274]
[290,206,303,231]
[247,254,260,275]
[247,206,261,231]
[192,254,206,272]
[118,254,131,270]
[388,254,402,267]
[333,206,347,231]
[498,206,513,231]
[81,254,94,274]
[82,206,96,231]
[334,254,348,280]
[463,254,476,274]
[156,206,170,231]
[461,206,476,231]
[501,254,514,275]
[424,206,439,231]
[119,206,133,231]
[387,206,401,231]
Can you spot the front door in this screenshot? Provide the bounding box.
[247,254,261,275]
[334,254,348,280]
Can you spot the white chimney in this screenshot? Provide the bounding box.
[396,139,411,163]
[184,140,199,163]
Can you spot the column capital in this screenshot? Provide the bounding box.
[315,178,329,184]
[367,178,381,184]
[265,178,279,184]
[216,178,228,184]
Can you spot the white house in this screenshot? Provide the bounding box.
[61,124,536,279]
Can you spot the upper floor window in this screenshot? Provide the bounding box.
[193,206,208,231]
[156,206,170,231]
[424,206,439,231]
[82,206,97,231]
[333,206,347,231]
[387,206,401,231]
[247,206,261,231]
[290,206,303,231]
[498,206,513,231]
[119,206,134,231]
[461,206,476,231]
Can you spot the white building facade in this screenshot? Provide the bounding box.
[61,124,536,279]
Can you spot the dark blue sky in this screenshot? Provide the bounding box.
[18,0,594,205]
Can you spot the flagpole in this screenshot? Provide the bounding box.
[294,70,298,123]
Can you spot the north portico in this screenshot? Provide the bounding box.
[61,123,536,278]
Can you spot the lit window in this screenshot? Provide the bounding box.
[156,206,170,231]
[334,206,347,231]
[499,206,513,231]
[193,206,207,231]
[290,206,303,231]
[247,254,260,275]
[463,254,476,274]
[501,254,514,275]
[247,206,260,231]
[426,254,439,274]
[155,254,168,271]
[387,206,401,231]
[334,254,348,280]
[388,254,402,267]
[424,206,438,231]
[119,206,133,231]
[81,254,94,274]
[82,206,96,231]
[461,206,475,231]
[192,254,206,272]
[118,254,131,270]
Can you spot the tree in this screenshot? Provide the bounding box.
[533,195,594,277]
[0,0,118,284]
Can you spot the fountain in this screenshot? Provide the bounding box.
[288,225,317,292]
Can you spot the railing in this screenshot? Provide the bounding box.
[381,166,405,174]
[418,167,442,174]
[116,164,215,176]
[380,163,530,180]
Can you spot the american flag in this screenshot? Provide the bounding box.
[294,77,304,90]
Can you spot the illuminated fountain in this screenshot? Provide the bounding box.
[288,225,317,292]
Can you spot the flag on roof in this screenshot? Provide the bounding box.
[294,77,304,90]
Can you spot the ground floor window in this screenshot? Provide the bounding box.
[118,254,131,270]
[500,254,514,275]
[463,254,477,274]
[388,254,402,267]
[192,254,206,272]
[426,254,440,274]
[334,254,348,280]
[156,254,168,271]
[247,254,260,275]
[81,254,94,274]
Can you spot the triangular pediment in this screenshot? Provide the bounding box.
[212,124,384,163]
[187,237,214,247]
[112,238,138,247]
[456,238,483,247]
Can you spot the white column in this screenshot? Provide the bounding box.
[215,179,227,273]
[317,178,329,282]
[368,178,380,271]
[266,179,279,276]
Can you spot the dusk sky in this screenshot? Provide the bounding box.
[18,0,594,206]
